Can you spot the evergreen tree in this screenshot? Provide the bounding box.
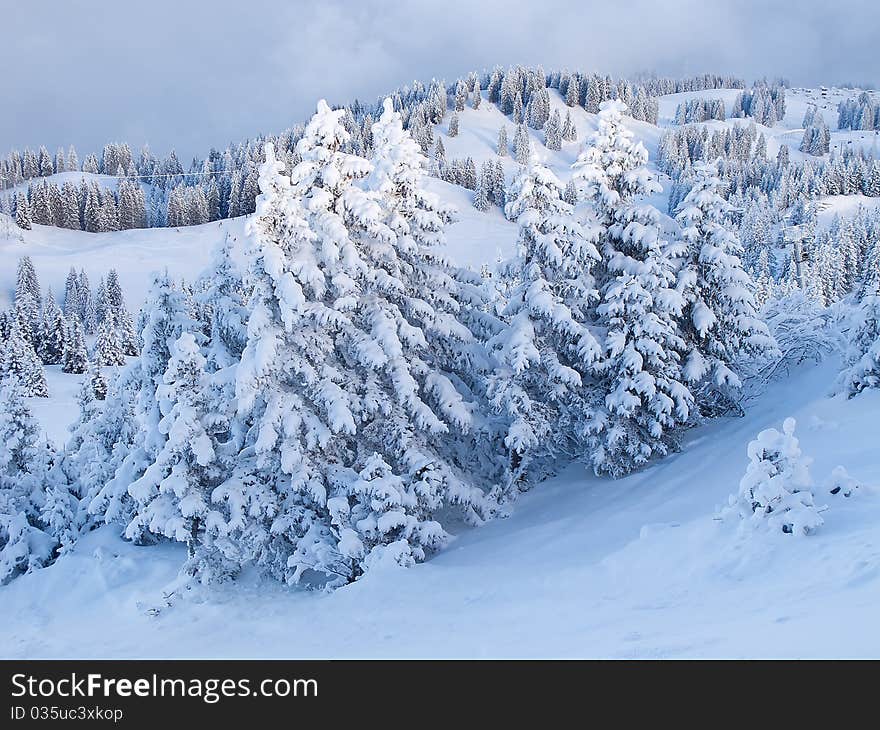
[94,312,126,366]
[88,361,108,401]
[127,332,235,580]
[448,112,460,138]
[0,379,57,583]
[0,321,48,397]
[544,109,562,151]
[561,110,577,142]
[490,157,602,493]
[497,126,508,157]
[234,100,488,587]
[673,162,776,415]
[14,256,41,345]
[38,288,66,365]
[843,283,880,397]
[62,316,89,374]
[513,124,530,165]
[474,162,491,211]
[572,100,694,476]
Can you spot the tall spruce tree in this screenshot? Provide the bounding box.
[572,100,694,476]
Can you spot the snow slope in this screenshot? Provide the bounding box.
[2,356,878,658]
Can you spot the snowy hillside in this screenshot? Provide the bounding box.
[2,71,880,659]
[2,358,879,658]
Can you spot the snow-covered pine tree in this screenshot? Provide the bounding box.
[1,320,49,397]
[448,113,460,137]
[489,156,602,494]
[673,162,776,415]
[94,311,126,366]
[497,127,508,157]
[84,271,202,535]
[0,378,57,583]
[88,360,108,401]
[61,316,89,374]
[14,192,32,230]
[544,109,562,151]
[79,270,97,334]
[562,110,577,142]
[724,417,824,535]
[197,233,249,371]
[38,290,66,366]
[63,268,80,320]
[513,124,530,165]
[842,283,880,397]
[235,99,489,587]
[14,256,41,347]
[364,97,495,499]
[474,162,491,211]
[126,332,237,580]
[572,99,694,477]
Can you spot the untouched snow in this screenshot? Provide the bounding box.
[2,357,878,658]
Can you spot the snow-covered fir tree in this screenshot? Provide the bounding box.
[0,379,58,583]
[84,270,203,534]
[544,109,562,151]
[94,312,126,366]
[489,157,602,494]
[673,162,776,415]
[572,100,694,477]
[127,332,237,580]
[513,124,530,165]
[61,316,89,374]
[234,100,489,587]
[842,281,880,396]
[1,320,49,397]
[497,127,508,157]
[448,113,460,137]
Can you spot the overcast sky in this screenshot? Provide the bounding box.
[2,0,877,160]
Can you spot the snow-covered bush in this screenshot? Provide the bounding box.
[759,292,838,381]
[825,466,862,498]
[723,417,824,536]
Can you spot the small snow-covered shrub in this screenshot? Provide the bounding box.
[825,466,861,498]
[723,417,824,536]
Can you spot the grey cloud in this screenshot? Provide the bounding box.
[1,0,876,159]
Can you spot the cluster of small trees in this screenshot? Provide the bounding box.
[4,178,147,232]
[730,83,787,126]
[661,119,880,221]
[838,92,880,131]
[3,66,726,236]
[675,98,726,124]
[0,258,137,398]
[800,105,831,156]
